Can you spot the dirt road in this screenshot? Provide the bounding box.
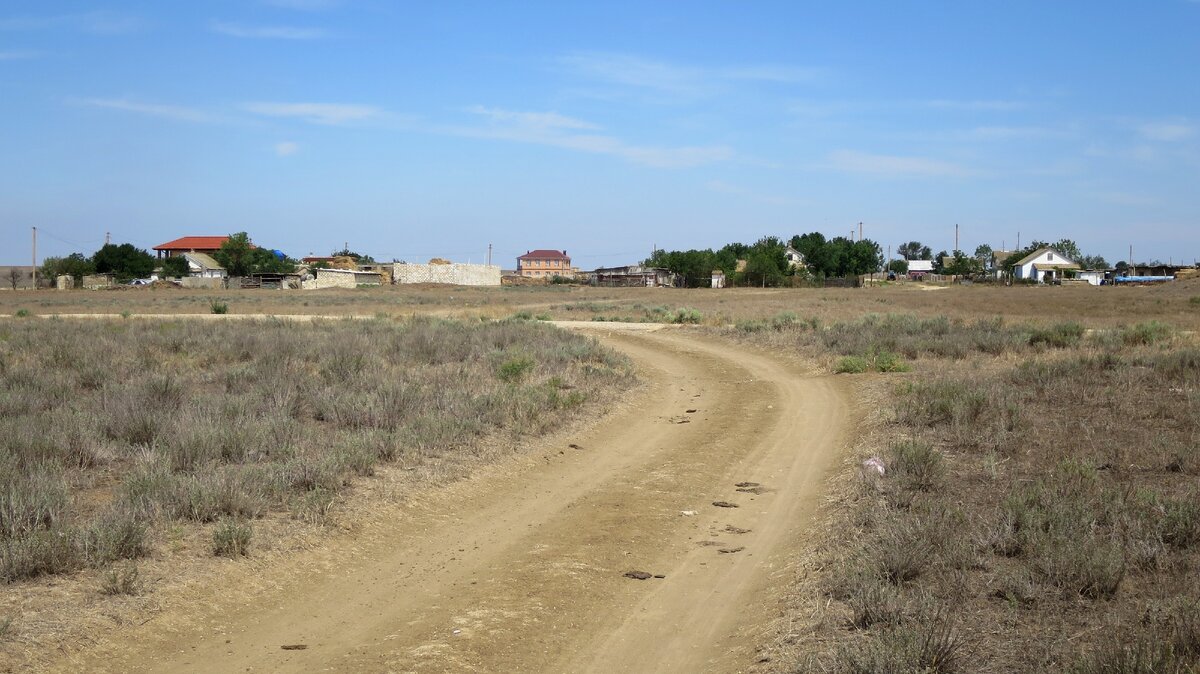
[47,327,848,674]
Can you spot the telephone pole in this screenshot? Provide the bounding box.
[486,243,492,267]
[105,231,111,246]
[858,221,863,241]
[31,227,37,290]
[955,223,959,252]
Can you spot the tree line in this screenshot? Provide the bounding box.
[40,232,295,283]
[644,233,883,288]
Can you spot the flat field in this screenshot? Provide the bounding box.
[1,278,1198,673]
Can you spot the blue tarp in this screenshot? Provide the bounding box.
[1114,276,1174,283]
[271,249,286,259]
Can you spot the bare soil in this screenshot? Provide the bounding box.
[28,325,849,673]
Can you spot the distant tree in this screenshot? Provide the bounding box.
[791,232,830,276]
[973,244,993,267]
[1051,239,1083,263]
[161,255,190,278]
[946,249,982,276]
[898,241,932,260]
[7,268,25,290]
[887,259,909,274]
[92,243,154,281]
[1115,261,1129,273]
[933,250,950,274]
[1079,254,1109,270]
[41,253,95,284]
[214,232,255,276]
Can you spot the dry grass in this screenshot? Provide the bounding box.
[750,306,1200,672]
[0,316,632,587]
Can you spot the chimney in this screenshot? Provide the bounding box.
[563,250,567,256]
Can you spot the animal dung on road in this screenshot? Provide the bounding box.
[724,525,751,534]
[280,644,308,650]
[623,570,654,580]
[686,409,698,413]
[712,501,739,508]
[717,547,745,554]
[734,481,760,488]
[568,443,584,450]
[736,486,769,494]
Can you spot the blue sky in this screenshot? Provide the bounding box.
[2,1,1198,268]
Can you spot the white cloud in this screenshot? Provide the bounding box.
[560,52,820,100]
[448,106,732,168]
[75,97,213,123]
[922,99,1027,111]
[244,102,380,125]
[465,106,599,130]
[0,11,147,35]
[0,50,39,60]
[275,141,300,156]
[210,21,327,39]
[1138,120,1195,142]
[827,149,971,177]
[262,0,341,9]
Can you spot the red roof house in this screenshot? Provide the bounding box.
[153,236,232,258]
[517,250,572,278]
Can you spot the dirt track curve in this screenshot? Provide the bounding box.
[46,325,849,674]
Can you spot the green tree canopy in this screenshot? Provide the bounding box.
[161,255,190,278]
[898,241,933,260]
[41,253,95,283]
[93,243,154,281]
[215,232,297,276]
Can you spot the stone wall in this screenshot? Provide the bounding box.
[308,269,382,289]
[180,277,225,290]
[391,263,501,286]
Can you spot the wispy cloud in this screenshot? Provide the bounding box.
[827,149,972,177]
[243,102,380,124]
[1138,120,1195,142]
[922,99,1028,112]
[210,21,327,39]
[74,98,214,123]
[0,50,40,61]
[275,141,300,156]
[447,106,732,168]
[262,0,341,9]
[0,11,147,35]
[561,52,820,100]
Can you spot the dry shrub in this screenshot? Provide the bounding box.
[212,519,252,557]
[834,612,963,674]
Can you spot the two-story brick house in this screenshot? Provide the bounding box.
[517,250,572,279]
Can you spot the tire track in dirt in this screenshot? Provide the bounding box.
[45,327,848,674]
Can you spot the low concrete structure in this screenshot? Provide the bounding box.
[180,277,225,289]
[305,268,382,289]
[392,262,500,286]
[592,265,676,287]
[56,275,74,290]
[711,270,726,288]
[82,274,115,290]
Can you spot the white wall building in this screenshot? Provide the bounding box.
[1013,247,1080,283]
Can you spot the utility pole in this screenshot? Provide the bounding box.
[105,231,111,246]
[955,223,959,252]
[31,227,37,291]
[1017,232,1021,250]
[858,221,863,241]
[1130,245,1134,275]
[487,243,492,267]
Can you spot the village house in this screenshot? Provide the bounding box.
[517,250,573,279]
[907,259,934,279]
[181,252,226,278]
[1012,247,1080,283]
[153,236,232,259]
[785,246,805,269]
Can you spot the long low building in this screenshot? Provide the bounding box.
[392,262,500,286]
[589,265,676,287]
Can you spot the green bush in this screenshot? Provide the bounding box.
[1029,322,1085,348]
[1122,321,1172,346]
[835,356,870,374]
[891,441,946,492]
[212,518,252,557]
[209,301,229,315]
[13,309,31,318]
[497,355,535,382]
[669,308,703,324]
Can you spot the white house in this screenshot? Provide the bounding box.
[1012,247,1080,283]
[907,260,934,278]
[182,252,227,278]
[785,246,805,269]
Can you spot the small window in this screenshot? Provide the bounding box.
[1048,253,1054,260]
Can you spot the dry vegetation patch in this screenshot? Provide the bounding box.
[0,315,632,650]
[727,312,1199,673]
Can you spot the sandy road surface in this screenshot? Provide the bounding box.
[46,326,848,674]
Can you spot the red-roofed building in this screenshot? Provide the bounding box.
[153,236,231,259]
[517,249,573,278]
